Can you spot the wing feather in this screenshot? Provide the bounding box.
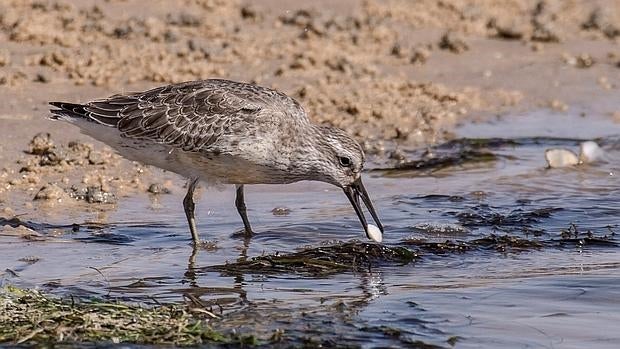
[51,79,309,152]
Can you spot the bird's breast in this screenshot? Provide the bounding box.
[174,151,297,185]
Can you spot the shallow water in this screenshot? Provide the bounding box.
[1,111,619,348]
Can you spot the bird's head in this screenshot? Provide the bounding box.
[306,126,384,241]
[312,126,365,187]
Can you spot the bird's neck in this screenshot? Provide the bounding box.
[285,124,332,183]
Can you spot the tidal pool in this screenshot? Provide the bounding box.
[1,110,619,348]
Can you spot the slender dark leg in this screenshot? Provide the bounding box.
[183,177,200,244]
[235,184,253,236]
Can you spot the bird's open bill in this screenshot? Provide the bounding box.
[343,178,384,242]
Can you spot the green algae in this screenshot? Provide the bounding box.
[0,285,258,346]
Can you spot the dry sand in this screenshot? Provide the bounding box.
[1,0,619,218]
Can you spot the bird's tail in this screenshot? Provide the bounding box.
[48,102,89,121]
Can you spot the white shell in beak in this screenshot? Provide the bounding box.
[367,224,383,243]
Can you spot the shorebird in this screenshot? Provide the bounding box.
[49,79,384,243]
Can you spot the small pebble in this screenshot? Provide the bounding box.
[18,256,41,264]
[86,186,116,204]
[28,133,54,155]
[88,151,106,165]
[439,31,469,53]
[69,186,116,204]
[147,183,171,195]
[34,73,50,83]
[34,183,67,202]
[271,207,291,216]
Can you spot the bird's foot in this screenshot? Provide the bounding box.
[231,228,254,238]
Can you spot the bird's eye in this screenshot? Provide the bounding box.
[339,156,352,167]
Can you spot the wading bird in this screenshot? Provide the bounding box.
[50,79,384,244]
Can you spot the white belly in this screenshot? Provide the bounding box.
[67,119,295,185]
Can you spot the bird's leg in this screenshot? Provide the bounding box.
[235,184,253,236]
[183,177,200,244]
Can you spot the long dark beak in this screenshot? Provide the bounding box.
[343,178,384,241]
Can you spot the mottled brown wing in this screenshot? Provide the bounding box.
[83,81,266,151]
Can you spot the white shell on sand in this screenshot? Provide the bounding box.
[367,224,383,243]
[545,148,579,168]
[579,141,605,163]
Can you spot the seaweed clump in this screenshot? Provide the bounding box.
[402,234,542,254]
[208,242,418,276]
